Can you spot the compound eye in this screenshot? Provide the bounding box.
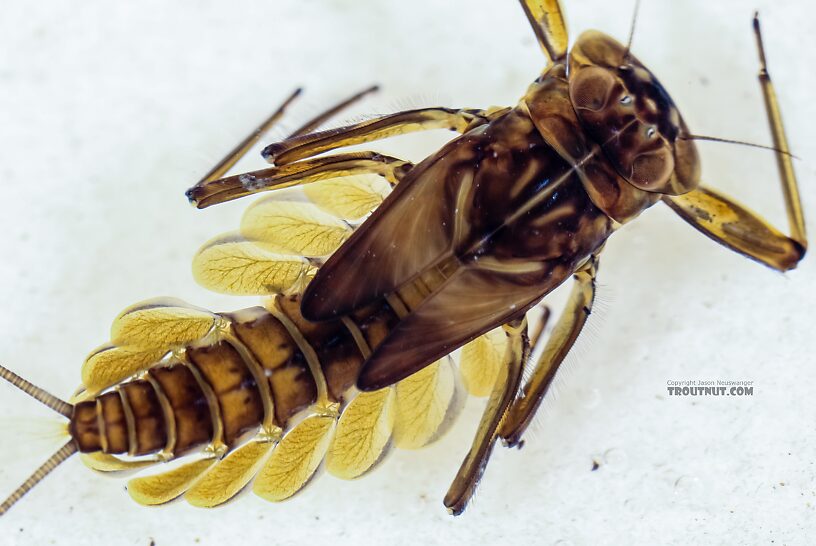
[629,147,675,191]
[569,67,617,112]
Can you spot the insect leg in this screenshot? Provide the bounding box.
[498,256,598,448]
[263,106,506,166]
[518,0,568,64]
[528,305,552,348]
[187,151,413,209]
[197,86,378,186]
[662,14,806,272]
[443,317,529,516]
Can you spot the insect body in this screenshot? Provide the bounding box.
[0,0,806,517]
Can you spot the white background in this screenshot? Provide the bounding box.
[0,0,814,544]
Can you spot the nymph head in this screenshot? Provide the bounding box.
[568,31,700,195]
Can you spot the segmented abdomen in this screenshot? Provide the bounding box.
[72,294,399,458]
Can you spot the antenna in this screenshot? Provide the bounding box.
[622,0,642,61]
[678,133,798,159]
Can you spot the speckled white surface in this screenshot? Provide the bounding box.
[0,0,814,544]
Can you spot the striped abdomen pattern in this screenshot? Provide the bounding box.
[70,295,400,457]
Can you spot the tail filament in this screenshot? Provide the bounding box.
[0,364,73,418]
[0,441,77,516]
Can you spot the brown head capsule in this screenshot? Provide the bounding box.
[568,30,701,194]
